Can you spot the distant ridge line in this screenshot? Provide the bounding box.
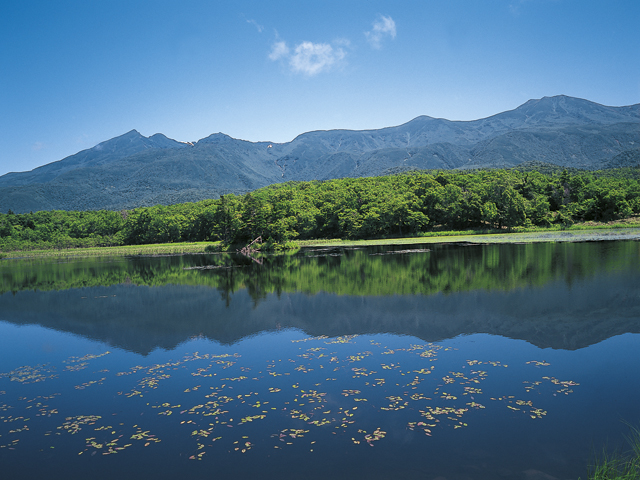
[1,95,638,213]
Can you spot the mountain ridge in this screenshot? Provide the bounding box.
[1,95,638,213]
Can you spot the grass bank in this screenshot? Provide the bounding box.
[298,226,640,248]
[298,219,640,248]
[589,426,640,480]
[2,219,640,260]
[0,241,219,260]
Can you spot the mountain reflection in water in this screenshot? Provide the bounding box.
[0,241,638,354]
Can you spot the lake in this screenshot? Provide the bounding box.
[1,240,639,480]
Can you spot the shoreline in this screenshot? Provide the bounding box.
[300,227,640,248]
[2,224,640,260]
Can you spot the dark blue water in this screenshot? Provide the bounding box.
[1,241,639,480]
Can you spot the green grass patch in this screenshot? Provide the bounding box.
[0,241,221,259]
[296,226,640,248]
[589,426,640,480]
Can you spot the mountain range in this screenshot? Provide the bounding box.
[1,95,638,213]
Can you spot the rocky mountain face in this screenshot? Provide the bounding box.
[1,95,638,213]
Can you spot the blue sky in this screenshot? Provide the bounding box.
[1,0,638,176]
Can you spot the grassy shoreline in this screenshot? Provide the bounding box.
[299,226,640,248]
[589,425,640,480]
[0,242,218,260]
[2,219,640,260]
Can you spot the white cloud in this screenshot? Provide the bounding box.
[269,38,346,76]
[268,40,290,61]
[289,42,345,76]
[31,141,44,151]
[246,19,264,33]
[365,15,396,49]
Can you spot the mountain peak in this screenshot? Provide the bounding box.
[507,95,639,126]
[197,133,235,145]
[91,129,146,152]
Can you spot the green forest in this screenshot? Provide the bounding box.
[1,167,639,252]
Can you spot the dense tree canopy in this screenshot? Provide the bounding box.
[1,168,639,252]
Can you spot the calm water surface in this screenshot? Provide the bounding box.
[0,241,639,480]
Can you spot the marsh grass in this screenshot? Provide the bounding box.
[0,242,219,259]
[589,427,640,480]
[298,226,640,248]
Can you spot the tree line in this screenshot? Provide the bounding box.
[1,168,638,252]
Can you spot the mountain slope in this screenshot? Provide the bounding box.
[0,130,188,188]
[1,95,638,213]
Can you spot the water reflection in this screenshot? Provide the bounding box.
[1,241,640,480]
[0,241,638,354]
[2,241,638,297]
